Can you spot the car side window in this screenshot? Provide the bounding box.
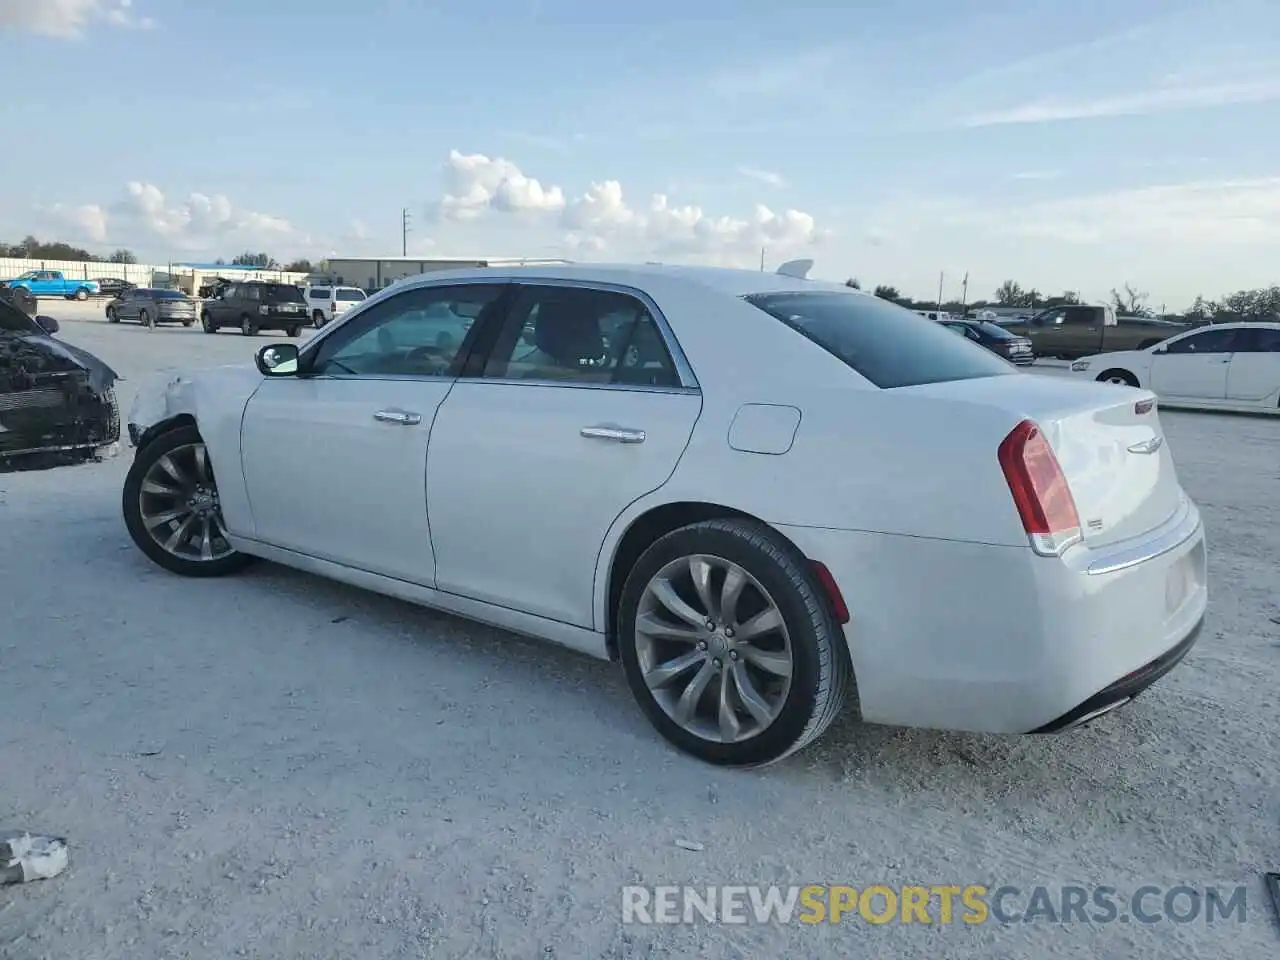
[311,283,505,378]
[1063,307,1095,325]
[1235,327,1280,352]
[482,286,681,388]
[1163,328,1239,354]
[223,285,239,300]
[242,286,260,302]
[1034,309,1064,326]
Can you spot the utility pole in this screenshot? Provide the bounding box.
[936,270,944,314]
[401,208,411,257]
[760,247,765,272]
[960,272,969,315]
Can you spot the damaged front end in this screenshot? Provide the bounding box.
[0,333,122,468]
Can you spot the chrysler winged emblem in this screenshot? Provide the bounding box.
[1127,436,1164,455]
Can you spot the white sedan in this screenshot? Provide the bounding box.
[122,263,1207,765]
[1070,321,1280,414]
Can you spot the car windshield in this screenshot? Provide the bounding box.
[746,291,1015,388]
[336,289,365,301]
[263,284,305,303]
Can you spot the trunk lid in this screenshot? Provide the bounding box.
[898,373,1183,548]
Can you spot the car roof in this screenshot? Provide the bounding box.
[384,262,858,298]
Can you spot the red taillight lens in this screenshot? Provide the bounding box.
[997,419,1082,557]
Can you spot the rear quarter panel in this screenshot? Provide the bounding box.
[589,278,1031,627]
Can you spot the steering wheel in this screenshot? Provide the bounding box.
[404,344,450,375]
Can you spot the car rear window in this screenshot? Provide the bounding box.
[263,284,305,303]
[336,289,365,301]
[308,287,330,299]
[154,290,187,300]
[977,321,1018,340]
[746,291,1015,388]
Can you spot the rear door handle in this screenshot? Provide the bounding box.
[581,424,646,443]
[374,408,422,425]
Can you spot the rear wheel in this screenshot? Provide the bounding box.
[75,288,89,301]
[106,307,119,323]
[240,315,257,336]
[1097,369,1138,387]
[122,424,254,578]
[181,318,193,327]
[617,519,850,767]
[286,325,301,338]
[313,310,326,328]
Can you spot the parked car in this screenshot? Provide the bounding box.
[1001,305,1188,359]
[0,271,99,301]
[106,288,198,328]
[304,284,368,328]
[93,277,135,299]
[1070,321,1280,414]
[939,318,1035,365]
[199,281,308,336]
[1,299,120,465]
[121,263,1206,766]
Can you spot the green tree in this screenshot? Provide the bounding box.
[283,258,314,273]
[231,251,275,268]
[845,277,861,289]
[873,284,901,301]
[1110,282,1151,317]
[108,248,137,264]
[994,280,1025,306]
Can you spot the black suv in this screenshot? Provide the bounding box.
[200,281,309,337]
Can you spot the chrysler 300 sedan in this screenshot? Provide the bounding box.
[122,263,1207,765]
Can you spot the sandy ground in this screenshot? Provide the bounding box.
[2,305,1277,959]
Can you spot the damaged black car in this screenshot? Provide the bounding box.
[1,300,121,468]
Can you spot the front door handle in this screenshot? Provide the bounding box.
[374,408,422,425]
[581,424,646,444]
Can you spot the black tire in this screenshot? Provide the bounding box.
[313,310,326,328]
[181,318,193,327]
[617,518,851,767]
[75,288,89,301]
[140,309,154,329]
[286,326,301,338]
[1096,369,1139,387]
[240,315,257,336]
[122,424,254,578]
[201,312,216,334]
[106,307,119,323]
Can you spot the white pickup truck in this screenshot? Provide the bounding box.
[303,284,367,328]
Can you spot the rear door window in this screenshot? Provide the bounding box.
[309,287,330,300]
[746,291,1013,388]
[264,284,305,303]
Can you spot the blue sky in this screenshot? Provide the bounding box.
[2,0,1278,307]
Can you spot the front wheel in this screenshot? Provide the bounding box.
[286,326,302,338]
[240,315,257,336]
[140,309,154,329]
[618,519,851,767]
[106,307,119,323]
[1097,369,1139,387]
[201,312,216,334]
[122,424,254,578]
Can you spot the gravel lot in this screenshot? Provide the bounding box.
[3,303,1277,959]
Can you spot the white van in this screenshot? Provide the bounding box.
[304,284,367,327]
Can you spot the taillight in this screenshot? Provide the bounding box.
[1134,398,1154,415]
[997,419,1082,557]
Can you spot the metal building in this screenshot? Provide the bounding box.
[321,256,572,292]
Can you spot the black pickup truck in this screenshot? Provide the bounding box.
[1000,305,1189,360]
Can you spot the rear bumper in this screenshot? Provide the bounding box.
[776,495,1207,734]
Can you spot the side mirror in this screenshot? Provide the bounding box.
[255,343,300,376]
[35,315,59,335]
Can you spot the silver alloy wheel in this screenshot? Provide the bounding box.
[137,442,235,562]
[635,554,793,743]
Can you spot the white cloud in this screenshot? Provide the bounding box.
[437,149,824,266]
[47,202,108,243]
[441,150,565,221]
[113,181,294,249]
[962,78,1280,128]
[737,166,787,187]
[0,0,154,37]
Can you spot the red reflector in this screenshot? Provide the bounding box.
[1134,398,1154,415]
[998,420,1082,556]
[811,561,850,624]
